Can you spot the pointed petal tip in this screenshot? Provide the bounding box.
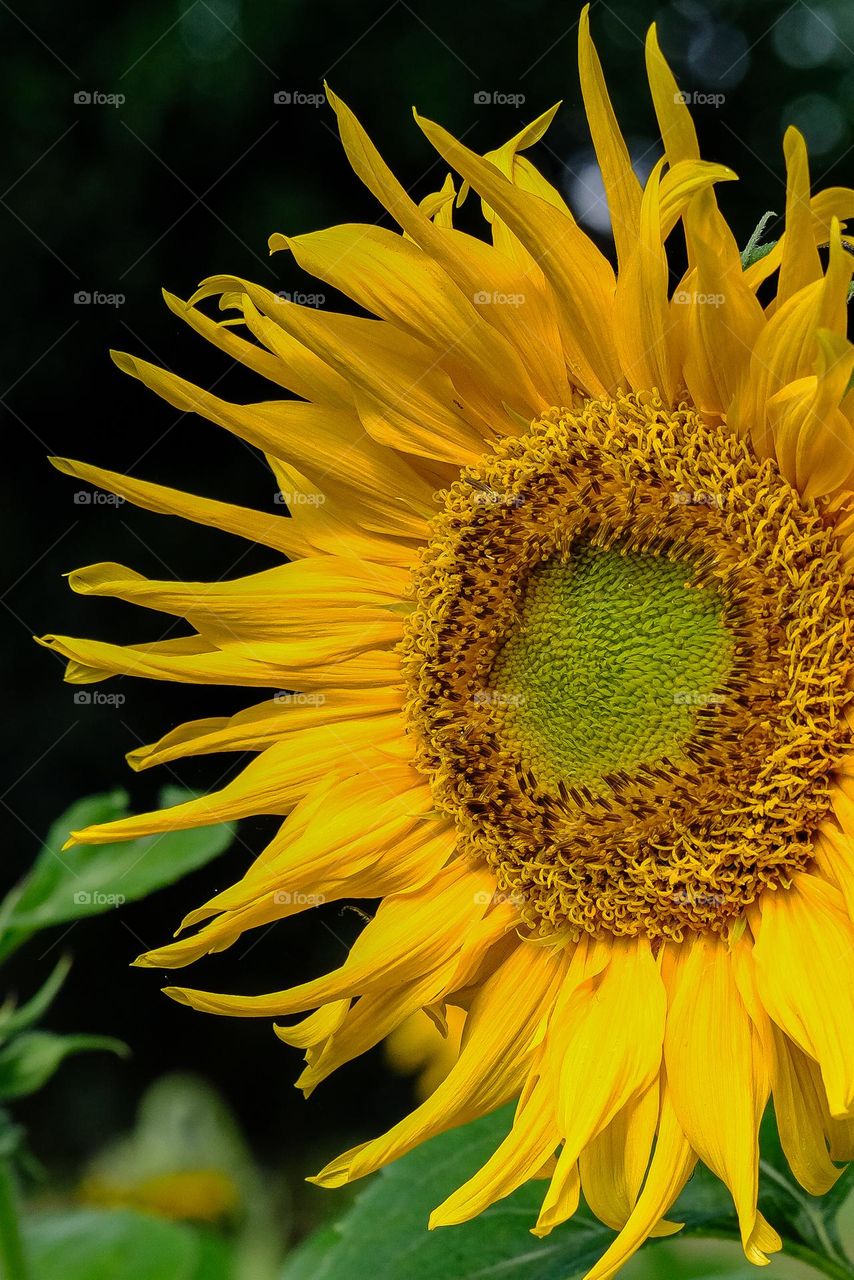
[307,1169,344,1189]
[162,985,192,1006]
[110,349,138,377]
[48,455,75,476]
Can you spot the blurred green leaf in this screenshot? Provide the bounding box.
[84,1074,284,1280]
[22,1209,232,1280]
[0,1110,25,1162]
[0,1031,127,1101]
[0,788,235,960]
[282,1104,852,1280]
[0,955,72,1043]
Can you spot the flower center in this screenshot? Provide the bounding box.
[490,541,733,792]
[402,391,853,940]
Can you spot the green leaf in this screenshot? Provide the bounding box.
[0,789,235,960]
[740,210,778,268]
[282,1104,853,1280]
[22,1209,232,1280]
[281,1105,612,1280]
[0,1031,127,1101]
[0,1110,25,1161]
[0,955,72,1044]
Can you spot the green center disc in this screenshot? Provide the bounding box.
[490,541,733,790]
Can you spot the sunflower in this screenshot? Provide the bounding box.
[39,8,854,1276]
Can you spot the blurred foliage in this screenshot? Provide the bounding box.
[79,1073,283,1279]
[0,794,234,1276]
[23,1209,233,1280]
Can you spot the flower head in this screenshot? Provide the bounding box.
[40,8,854,1276]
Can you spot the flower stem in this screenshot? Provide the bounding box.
[0,1158,29,1280]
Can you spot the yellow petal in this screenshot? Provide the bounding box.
[534,937,666,1237]
[729,220,852,453]
[167,858,498,1017]
[324,88,570,406]
[581,1080,697,1280]
[312,938,569,1187]
[275,223,544,420]
[767,329,854,499]
[815,824,854,922]
[161,288,345,402]
[580,1082,680,1233]
[613,158,674,402]
[413,112,621,396]
[66,557,409,661]
[753,874,854,1118]
[680,191,765,416]
[770,1027,844,1195]
[64,717,409,846]
[111,346,433,537]
[645,24,700,165]
[274,1000,349,1051]
[578,6,642,269]
[430,1072,558,1226]
[135,772,447,969]
[664,933,777,1263]
[776,128,822,308]
[37,631,399,691]
[49,456,300,556]
[127,685,401,772]
[295,967,454,1095]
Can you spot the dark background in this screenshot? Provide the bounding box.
[1,0,852,1244]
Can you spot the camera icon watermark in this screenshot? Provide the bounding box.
[673,290,725,307]
[473,689,525,708]
[670,489,726,509]
[672,689,725,707]
[272,890,326,905]
[671,885,725,906]
[73,690,126,707]
[273,691,327,706]
[473,91,526,107]
[73,90,125,108]
[473,289,525,308]
[273,90,326,107]
[73,890,126,906]
[73,490,125,506]
[74,290,125,307]
[474,888,524,907]
[471,485,523,508]
[273,490,326,507]
[274,289,325,307]
[673,90,725,108]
